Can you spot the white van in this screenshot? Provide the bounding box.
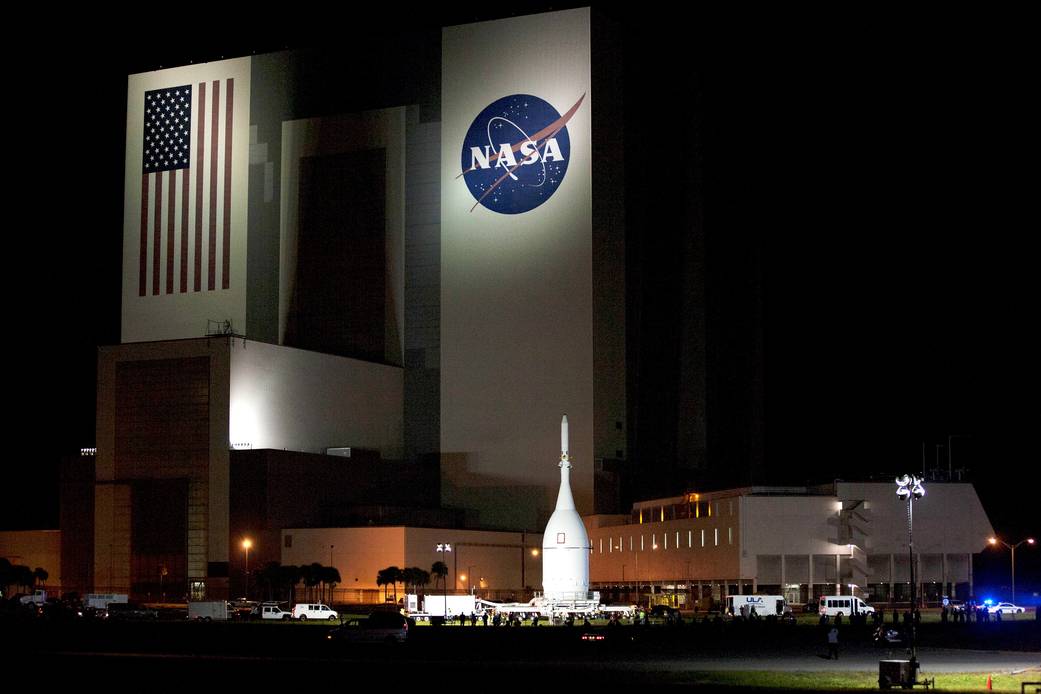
[726,595,787,617]
[818,595,874,617]
[292,603,339,620]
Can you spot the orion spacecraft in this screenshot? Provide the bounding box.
[541,415,591,601]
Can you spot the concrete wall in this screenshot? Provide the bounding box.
[740,496,842,580]
[95,338,232,594]
[277,107,406,366]
[837,482,993,555]
[589,513,741,584]
[440,9,596,530]
[122,58,252,343]
[281,526,543,593]
[229,339,403,459]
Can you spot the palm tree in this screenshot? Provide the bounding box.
[321,566,341,604]
[280,565,302,604]
[385,566,402,603]
[431,561,448,593]
[306,562,323,602]
[409,567,431,596]
[0,558,13,596]
[376,568,388,601]
[32,568,49,590]
[258,561,281,602]
[401,567,417,595]
[13,565,34,593]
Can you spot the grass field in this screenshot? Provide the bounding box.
[686,669,1041,691]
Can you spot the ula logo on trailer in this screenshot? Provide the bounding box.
[458,93,584,214]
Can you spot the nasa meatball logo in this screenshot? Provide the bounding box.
[459,93,585,214]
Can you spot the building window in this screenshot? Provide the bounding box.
[641,535,644,551]
[701,529,705,547]
[557,533,565,544]
[629,536,633,551]
[284,535,292,548]
[729,500,734,516]
[600,538,604,554]
[714,528,719,546]
[728,527,733,545]
[688,530,692,548]
[676,531,680,549]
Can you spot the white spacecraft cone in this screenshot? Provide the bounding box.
[542,414,590,601]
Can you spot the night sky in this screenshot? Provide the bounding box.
[6,7,1036,593]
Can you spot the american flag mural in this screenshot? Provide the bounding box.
[138,78,234,296]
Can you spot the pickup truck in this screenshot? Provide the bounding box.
[252,603,293,620]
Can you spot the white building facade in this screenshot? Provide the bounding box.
[588,482,994,608]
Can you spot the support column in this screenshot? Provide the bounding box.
[967,553,973,598]
[889,554,895,604]
[808,554,814,602]
[836,554,842,594]
[942,553,948,598]
[781,554,786,592]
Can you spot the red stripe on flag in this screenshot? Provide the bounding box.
[153,172,163,296]
[195,82,206,292]
[223,79,234,290]
[166,169,175,294]
[140,175,149,297]
[181,169,189,293]
[209,80,219,292]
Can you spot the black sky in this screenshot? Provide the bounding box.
[6,5,1037,587]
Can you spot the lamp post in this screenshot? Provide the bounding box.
[436,543,451,621]
[242,538,253,600]
[896,474,925,665]
[988,536,1035,605]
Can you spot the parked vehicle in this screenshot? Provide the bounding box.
[817,595,874,618]
[726,595,788,617]
[327,611,410,644]
[85,593,129,611]
[253,603,292,620]
[404,593,481,620]
[293,603,338,620]
[107,602,159,620]
[986,601,1025,615]
[188,600,229,621]
[18,589,47,606]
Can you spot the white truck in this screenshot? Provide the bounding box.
[18,589,47,606]
[85,593,129,610]
[188,600,229,621]
[726,595,788,617]
[405,594,482,621]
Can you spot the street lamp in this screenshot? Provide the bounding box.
[436,543,451,621]
[988,536,1035,605]
[896,474,925,665]
[242,538,253,600]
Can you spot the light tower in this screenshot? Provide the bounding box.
[541,415,590,601]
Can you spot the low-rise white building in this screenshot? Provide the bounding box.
[588,482,993,608]
[281,526,543,603]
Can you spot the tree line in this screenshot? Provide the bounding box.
[0,558,48,597]
[376,561,449,602]
[252,562,341,604]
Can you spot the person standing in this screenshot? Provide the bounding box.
[827,627,840,660]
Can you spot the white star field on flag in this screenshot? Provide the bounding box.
[143,86,192,172]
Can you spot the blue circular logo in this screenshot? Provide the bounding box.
[460,94,576,215]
